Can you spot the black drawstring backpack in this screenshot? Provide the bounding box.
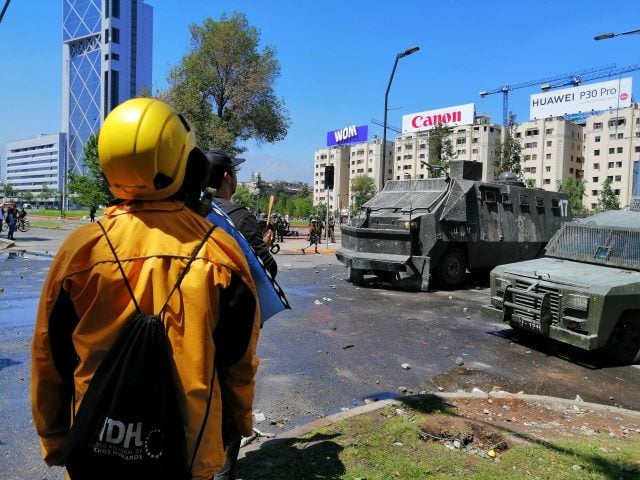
[63,222,217,480]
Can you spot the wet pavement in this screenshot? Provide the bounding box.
[1,227,639,479]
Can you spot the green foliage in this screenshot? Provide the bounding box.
[559,176,587,216]
[162,12,290,154]
[494,113,522,176]
[427,123,456,176]
[37,184,58,203]
[231,186,256,208]
[351,175,376,214]
[525,178,536,188]
[0,182,16,198]
[596,177,620,212]
[66,133,114,207]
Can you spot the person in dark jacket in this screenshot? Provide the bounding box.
[6,203,17,240]
[206,149,277,279]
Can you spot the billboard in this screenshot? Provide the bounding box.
[327,124,368,146]
[402,103,475,133]
[530,77,632,119]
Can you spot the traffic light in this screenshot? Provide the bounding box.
[324,165,334,190]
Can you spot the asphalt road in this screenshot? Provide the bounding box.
[1,226,639,479]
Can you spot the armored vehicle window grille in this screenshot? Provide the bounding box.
[501,193,511,204]
[546,223,640,270]
[514,280,560,325]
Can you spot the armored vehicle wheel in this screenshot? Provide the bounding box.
[348,266,364,285]
[435,248,467,290]
[605,313,640,364]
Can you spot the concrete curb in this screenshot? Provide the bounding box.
[240,391,640,456]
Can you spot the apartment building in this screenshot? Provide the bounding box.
[393,115,502,182]
[4,133,67,200]
[313,138,392,213]
[582,103,640,210]
[517,117,584,191]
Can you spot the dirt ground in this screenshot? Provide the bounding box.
[417,394,640,457]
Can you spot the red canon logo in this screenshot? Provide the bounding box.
[411,110,462,129]
[620,93,629,101]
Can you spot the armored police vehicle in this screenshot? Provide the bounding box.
[336,160,571,291]
[482,209,640,364]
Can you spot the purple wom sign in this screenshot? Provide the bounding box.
[326,124,368,146]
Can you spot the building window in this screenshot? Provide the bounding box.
[616,161,623,168]
[594,150,600,156]
[472,148,478,155]
[593,122,603,130]
[609,118,625,128]
[592,190,598,196]
[111,27,120,44]
[112,0,120,18]
[546,140,552,147]
[608,162,614,168]
[615,175,622,182]
[545,153,551,159]
[595,136,601,142]
[545,166,551,172]
[456,138,466,145]
[543,179,551,185]
[617,147,623,153]
[609,148,615,154]
[524,142,537,148]
[593,163,600,169]
[592,177,599,182]
[570,168,574,173]
[545,128,553,134]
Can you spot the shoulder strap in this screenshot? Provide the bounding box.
[97,221,217,316]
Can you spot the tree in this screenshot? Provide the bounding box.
[493,113,522,176]
[37,184,56,206]
[231,185,255,208]
[596,177,620,212]
[66,133,113,208]
[162,12,290,154]
[559,177,587,216]
[0,182,15,199]
[427,123,456,176]
[351,175,376,214]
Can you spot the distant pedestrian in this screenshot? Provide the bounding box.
[301,220,319,254]
[89,205,96,223]
[0,203,4,233]
[6,203,17,240]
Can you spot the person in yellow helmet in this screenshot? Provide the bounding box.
[31,98,261,479]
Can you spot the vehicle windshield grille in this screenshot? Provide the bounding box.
[546,223,640,270]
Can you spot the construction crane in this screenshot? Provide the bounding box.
[479,63,616,126]
[539,63,640,91]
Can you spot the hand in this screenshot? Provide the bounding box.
[263,228,273,247]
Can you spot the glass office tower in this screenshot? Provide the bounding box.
[61,0,152,175]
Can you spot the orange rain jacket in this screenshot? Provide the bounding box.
[31,200,261,479]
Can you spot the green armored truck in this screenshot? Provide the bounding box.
[336,160,572,291]
[481,209,640,364]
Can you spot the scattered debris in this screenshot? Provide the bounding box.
[314,299,323,305]
[343,344,354,350]
[401,363,411,370]
[254,412,266,422]
[455,357,464,366]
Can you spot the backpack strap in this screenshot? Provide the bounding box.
[97,221,217,316]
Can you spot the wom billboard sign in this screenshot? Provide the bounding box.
[327,124,368,146]
[530,77,633,119]
[402,103,475,133]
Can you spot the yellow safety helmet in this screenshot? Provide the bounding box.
[98,98,201,200]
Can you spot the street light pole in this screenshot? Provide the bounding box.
[382,46,419,188]
[594,28,640,41]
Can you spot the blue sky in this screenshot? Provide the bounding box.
[1,0,639,183]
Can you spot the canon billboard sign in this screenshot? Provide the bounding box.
[530,78,632,119]
[402,103,475,133]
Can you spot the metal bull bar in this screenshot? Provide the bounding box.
[502,284,552,336]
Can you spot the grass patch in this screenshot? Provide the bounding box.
[236,397,640,479]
